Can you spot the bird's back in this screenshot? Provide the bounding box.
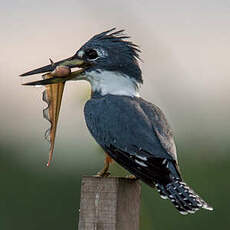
[84,94,180,184]
[84,94,176,160]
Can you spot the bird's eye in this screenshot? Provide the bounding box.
[85,49,98,60]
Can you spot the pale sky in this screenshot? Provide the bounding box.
[0,0,229,168]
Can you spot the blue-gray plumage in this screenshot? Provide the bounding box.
[84,94,180,185]
[21,28,213,215]
[84,94,212,214]
[76,29,142,84]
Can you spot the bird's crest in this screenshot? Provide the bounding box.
[87,28,141,61]
[82,28,143,84]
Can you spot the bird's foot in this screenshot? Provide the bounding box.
[125,174,137,179]
[95,154,112,177]
[95,162,111,177]
[95,171,111,177]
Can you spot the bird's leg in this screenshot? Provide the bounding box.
[96,154,112,177]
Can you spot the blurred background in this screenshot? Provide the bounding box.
[0,0,230,229]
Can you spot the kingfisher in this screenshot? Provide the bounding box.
[21,28,213,215]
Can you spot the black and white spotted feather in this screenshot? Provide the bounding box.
[155,179,213,214]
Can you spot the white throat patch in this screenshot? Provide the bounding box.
[85,70,140,97]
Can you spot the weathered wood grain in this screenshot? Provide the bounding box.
[78,176,141,230]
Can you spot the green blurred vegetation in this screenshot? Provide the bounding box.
[0,141,229,230]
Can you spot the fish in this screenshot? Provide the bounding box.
[22,60,85,166]
[42,72,65,167]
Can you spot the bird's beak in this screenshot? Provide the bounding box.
[20,55,85,76]
[21,56,87,85]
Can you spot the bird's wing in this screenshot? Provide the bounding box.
[84,95,181,185]
[138,98,178,163]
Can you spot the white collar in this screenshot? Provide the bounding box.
[85,70,140,97]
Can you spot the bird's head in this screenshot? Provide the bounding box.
[20,29,142,166]
[21,28,142,96]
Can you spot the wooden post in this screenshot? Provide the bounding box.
[78,176,141,230]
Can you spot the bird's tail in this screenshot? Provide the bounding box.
[156,180,213,215]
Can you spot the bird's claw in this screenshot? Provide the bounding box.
[95,171,111,177]
[95,155,112,177]
[125,174,137,179]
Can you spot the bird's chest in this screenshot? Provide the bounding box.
[83,95,154,150]
[84,96,123,145]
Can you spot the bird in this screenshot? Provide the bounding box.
[21,28,213,215]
